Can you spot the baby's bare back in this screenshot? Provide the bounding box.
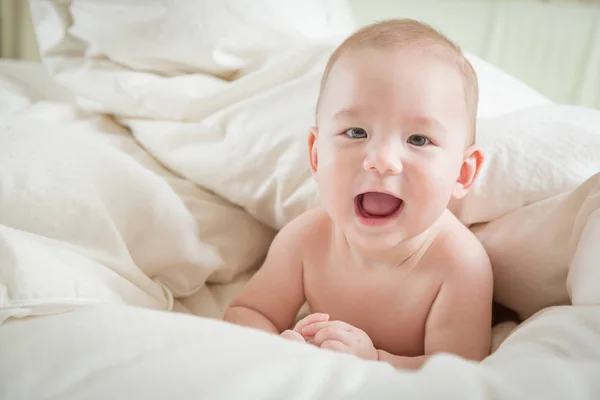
[301,209,457,357]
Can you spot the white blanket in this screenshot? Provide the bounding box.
[1,0,600,398]
[2,304,600,400]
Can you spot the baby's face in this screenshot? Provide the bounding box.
[309,47,472,249]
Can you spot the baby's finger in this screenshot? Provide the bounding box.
[302,320,353,337]
[320,340,350,353]
[312,326,352,348]
[280,330,305,343]
[293,313,329,332]
[301,322,328,337]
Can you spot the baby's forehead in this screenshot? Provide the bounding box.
[323,42,468,93]
[321,46,466,104]
[329,44,463,81]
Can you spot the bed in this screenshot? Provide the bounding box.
[1,1,600,398]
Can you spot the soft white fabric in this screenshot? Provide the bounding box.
[465,53,551,118]
[1,302,600,400]
[0,99,275,322]
[453,105,600,225]
[0,59,73,118]
[1,0,599,398]
[0,60,74,106]
[474,172,600,319]
[31,0,355,120]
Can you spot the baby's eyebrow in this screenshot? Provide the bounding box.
[408,116,447,134]
[332,107,368,121]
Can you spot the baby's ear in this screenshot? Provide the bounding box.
[308,126,319,174]
[452,145,484,199]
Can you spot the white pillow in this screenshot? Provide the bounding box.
[451,105,600,226]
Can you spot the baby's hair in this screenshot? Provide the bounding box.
[316,19,479,144]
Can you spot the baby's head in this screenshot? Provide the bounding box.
[317,19,479,143]
[308,19,484,248]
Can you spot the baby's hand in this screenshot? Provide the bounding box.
[280,329,305,342]
[301,320,378,361]
[280,313,330,343]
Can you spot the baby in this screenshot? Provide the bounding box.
[223,19,493,370]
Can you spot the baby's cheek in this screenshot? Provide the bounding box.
[322,147,356,169]
[319,154,355,186]
[315,166,346,206]
[419,167,456,204]
[429,157,459,184]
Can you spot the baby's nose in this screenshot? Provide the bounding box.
[363,146,402,175]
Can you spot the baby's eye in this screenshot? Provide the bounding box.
[344,127,368,139]
[407,135,430,146]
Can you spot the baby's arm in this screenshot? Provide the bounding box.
[223,215,308,335]
[378,239,494,370]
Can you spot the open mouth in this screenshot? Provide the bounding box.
[355,192,404,221]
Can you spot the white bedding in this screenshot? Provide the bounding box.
[1,0,600,398]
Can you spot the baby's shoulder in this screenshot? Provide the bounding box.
[428,211,492,278]
[273,206,333,255]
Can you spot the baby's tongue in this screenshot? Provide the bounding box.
[361,192,401,216]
